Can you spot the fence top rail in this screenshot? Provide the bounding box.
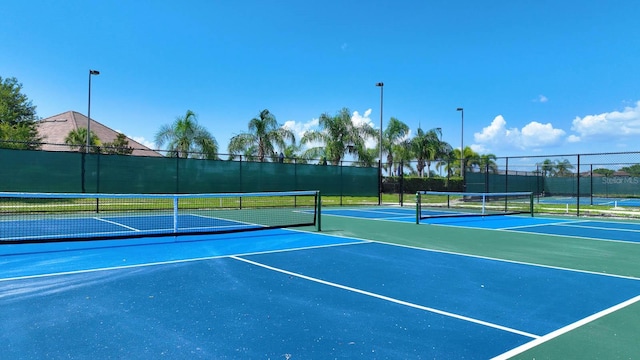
[0,190,319,199]
[417,191,533,197]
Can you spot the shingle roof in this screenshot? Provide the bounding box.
[37,111,162,157]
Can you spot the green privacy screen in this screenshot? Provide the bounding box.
[464,172,640,198]
[2,148,378,196]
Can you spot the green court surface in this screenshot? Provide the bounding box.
[3,202,640,358]
[310,211,640,359]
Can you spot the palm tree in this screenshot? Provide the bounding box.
[393,139,415,176]
[555,159,574,176]
[228,109,294,162]
[64,128,100,153]
[478,153,498,173]
[382,117,409,175]
[449,146,478,176]
[301,108,377,165]
[540,159,556,177]
[282,142,308,164]
[411,127,443,178]
[155,110,218,159]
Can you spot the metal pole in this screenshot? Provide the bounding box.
[87,69,100,153]
[457,107,464,191]
[376,82,384,205]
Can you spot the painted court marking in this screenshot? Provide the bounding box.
[94,217,141,231]
[492,294,640,359]
[232,255,540,339]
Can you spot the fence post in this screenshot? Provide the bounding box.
[81,152,86,193]
[340,161,343,206]
[399,161,404,206]
[577,154,581,217]
[378,160,382,205]
[505,157,509,193]
[175,151,180,193]
[590,164,593,206]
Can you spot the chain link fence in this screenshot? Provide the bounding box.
[383,152,640,218]
[1,142,381,205]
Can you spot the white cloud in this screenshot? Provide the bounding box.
[281,109,379,150]
[283,118,318,140]
[521,121,565,147]
[571,101,640,138]
[131,136,156,149]
[351,109,377,149]
[566,134,580,143]
[352,108,374,127]
[533,94,548,103]
[473,115,565,152]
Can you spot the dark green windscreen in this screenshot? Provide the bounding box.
[1,149,378,196]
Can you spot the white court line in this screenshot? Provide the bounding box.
[0,240,367,283]
[550,222,640,233]
[499,219,587,231]
[325,208,415,218]
[494,223,640,246]
[231,255,540,339]
[492,294,640,359]
[187,213,261,227]
[93,217,141,231]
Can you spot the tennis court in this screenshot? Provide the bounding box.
[537,196,640,207]
[2,194,640,358]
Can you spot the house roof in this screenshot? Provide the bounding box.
[613,170,631,176]
[37,111,162,157]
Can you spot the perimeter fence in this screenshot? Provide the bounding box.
[383,151,640,218]
[0,143,380,204]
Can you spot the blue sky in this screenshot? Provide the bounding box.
[2,0,640,158]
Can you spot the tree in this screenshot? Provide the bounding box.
[411,127,450,178]
[478,153,498,173]
[539,159,556,177]
[620,164,640,176]
[448,146,478,176]
[301,108,377,165]
[101,133,134,155]
[0,76,41,149]
[64,128,101,153]
[593,168,614,177]
[392,139,415,176]
[228,109,294,162]
[282,142,308,164]
[382,117,409,175]
[554,159,574,176]
[155,110,218,159]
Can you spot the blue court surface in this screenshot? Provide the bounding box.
[320,206,640,244]
[320,207,417,220]
[2,225,640,359]
[537,196,640,207]
[418,215,640,244]
[0,214,263,242]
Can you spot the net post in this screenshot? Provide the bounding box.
[316,191,322,231]
[530,192,534,217]
[415,191,421,224]
[173,196,179,233]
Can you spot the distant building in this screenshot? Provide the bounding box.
[613,170,631,177]
[37,111,162,157]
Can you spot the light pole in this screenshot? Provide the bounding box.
[87,69,100,153]
[456,107,464,190]
[376,82,384,205]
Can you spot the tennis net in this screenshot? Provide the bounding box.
[416,191,533,221]
[0,190,320,244]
